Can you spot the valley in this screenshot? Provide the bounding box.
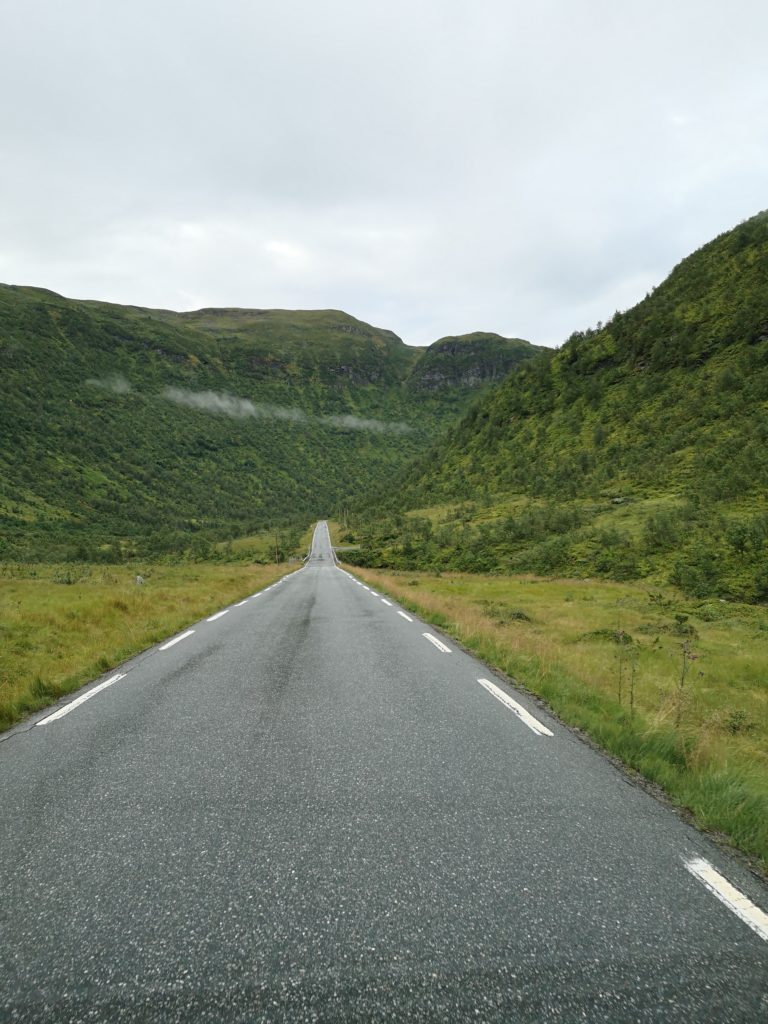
[2,211,767,874]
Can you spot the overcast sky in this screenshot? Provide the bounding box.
[1,1,766,348]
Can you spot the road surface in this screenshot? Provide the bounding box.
[1,522,766,1021]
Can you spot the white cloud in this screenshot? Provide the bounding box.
[1,1,766,347]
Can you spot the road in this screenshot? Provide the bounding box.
[1,522,766,1022]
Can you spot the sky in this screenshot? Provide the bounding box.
[1,1,766,349]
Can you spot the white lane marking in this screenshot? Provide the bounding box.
[207,610,229,622]
[381,599,393,606]
[477,677,553,736]
[235,599,249,607]
[37,673,127,725]
[398,611,413,622]
[159,629,195,650]
[685,857,768,941]
[362,586,371,591]
[423,632,452,654]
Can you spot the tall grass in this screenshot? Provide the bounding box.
[0,561,289,731]
[349,566,768,872]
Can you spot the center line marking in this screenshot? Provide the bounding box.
[685,857,768,941]
[477,678,553,736]
[37,673,127,725]
[159,629,195,650]
[207,610,229,621]
[397,611,413,622]
[381,598,393,606]
[423,633,452,653]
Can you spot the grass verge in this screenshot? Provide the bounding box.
[347,565,768,874]
[0,560,290,732]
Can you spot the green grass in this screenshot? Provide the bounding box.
[348,565,768,872]
[0,560,291,731]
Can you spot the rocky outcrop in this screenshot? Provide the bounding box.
[406,332,545,392]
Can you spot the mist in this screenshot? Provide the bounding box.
[86,374,132,394]
[161,386,413,434]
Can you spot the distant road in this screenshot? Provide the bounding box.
[1,522,766,1021]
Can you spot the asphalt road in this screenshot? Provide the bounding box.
[1,522,767,1022]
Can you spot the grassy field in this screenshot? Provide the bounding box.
[347,565,768,873]
[0,560,290,731]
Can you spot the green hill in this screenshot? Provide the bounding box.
[405,332,546,391]
[348,212,768,601]
[0,287,538,560]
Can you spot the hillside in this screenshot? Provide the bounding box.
[348,212,768,601]
[405,332,546,391]
[0,287,538,560]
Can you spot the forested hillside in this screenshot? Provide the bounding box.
[0,287,541,559]
[349,212,768,601]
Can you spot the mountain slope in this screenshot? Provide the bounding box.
[349,212,768,600]
[405,332,546,391]
[0,287,538,559]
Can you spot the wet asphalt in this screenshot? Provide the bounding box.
[1,522,767,1022]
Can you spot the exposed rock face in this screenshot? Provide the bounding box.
[407,332,545,392]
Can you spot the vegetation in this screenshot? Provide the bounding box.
[404,331,544,390]
[0,557,294,731]
[0,287,541,561]
[349,212,768,602]
[348,564,768,871]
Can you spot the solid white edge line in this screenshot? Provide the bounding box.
[207,609,229,622]
[159,629,195,650]
[685,857,768,941]
[381,598,393,606]
[397,610,413,622]
[477,677,554,736]
[37,673,127,725]
[422,632,452,653]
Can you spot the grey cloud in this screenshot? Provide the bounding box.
[2,2,767,348]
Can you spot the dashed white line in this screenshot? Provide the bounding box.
[381,598,393,606]
[423,633,452,654]
[207,609,229,622]
[159,629,195,651]
[685,857,768,941]
[37,673,127,725]
[397,611,413,622]
[477,677,553,736]
[234,599,249,607]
